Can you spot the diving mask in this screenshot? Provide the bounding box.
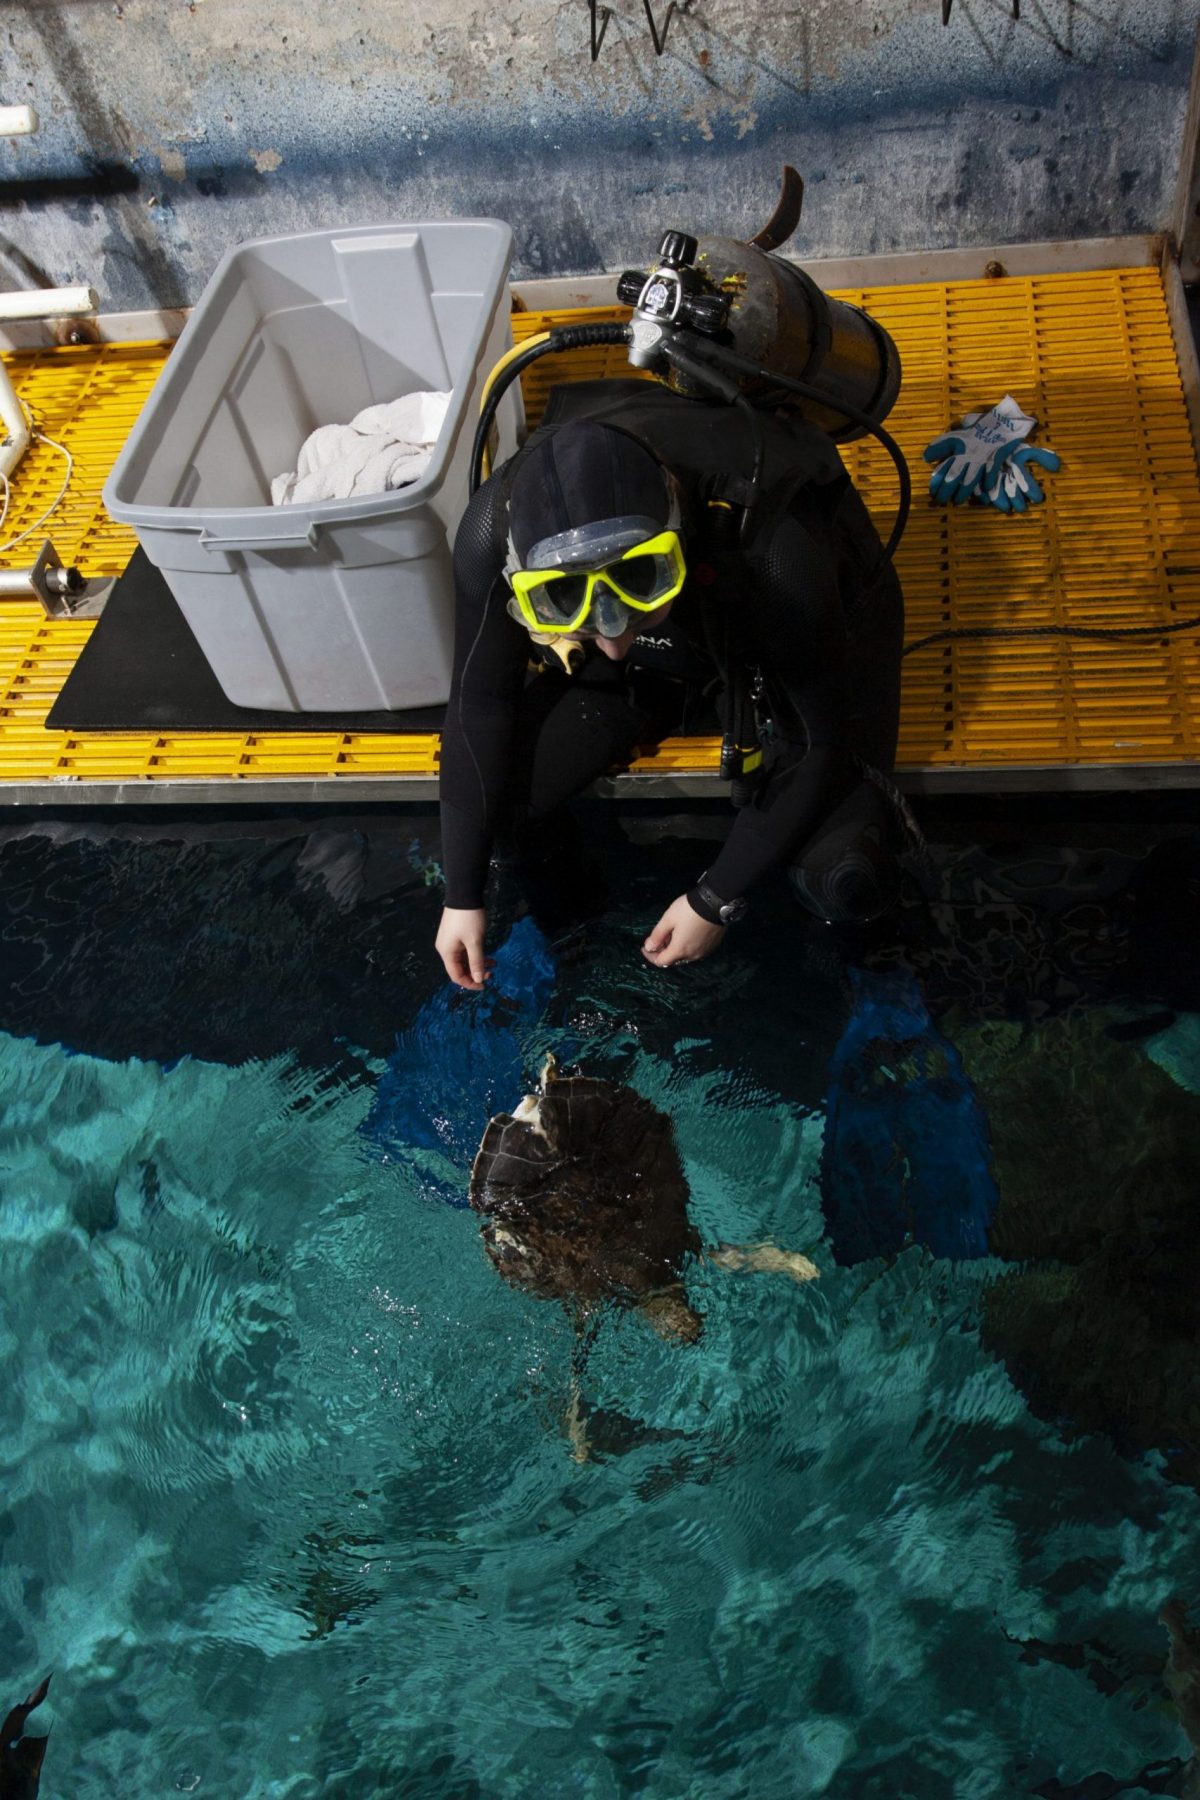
[505,517,687,639]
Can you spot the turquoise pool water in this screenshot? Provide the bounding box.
[1,811,1198,1797]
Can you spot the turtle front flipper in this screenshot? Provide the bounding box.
[710,1243,821,1284]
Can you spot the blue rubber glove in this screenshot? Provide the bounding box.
[923,395,1037,505]
[981,442,1062,513]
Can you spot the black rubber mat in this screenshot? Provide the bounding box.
[46,549,448,734]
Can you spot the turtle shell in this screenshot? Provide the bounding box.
[469,1071,699,1308]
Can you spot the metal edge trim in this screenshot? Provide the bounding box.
[1163,255,1200,477]
[511,236,1163,311]
[5,759,1197,807]
[0,238,1164,352]
[1173,18,1200,281]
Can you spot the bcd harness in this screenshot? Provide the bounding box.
[695,489,770,809]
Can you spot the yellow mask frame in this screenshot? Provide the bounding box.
[508,529,686,635]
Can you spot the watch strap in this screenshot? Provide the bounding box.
[686,874,747,926]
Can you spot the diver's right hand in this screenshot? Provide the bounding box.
[435,908,492,991]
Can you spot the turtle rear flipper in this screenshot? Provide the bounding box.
[565,1379,592,1464]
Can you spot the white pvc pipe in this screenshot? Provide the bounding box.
[0,284,97,478]
[0,285,98,322]
[0,359,31,482]
[0,105,38,137]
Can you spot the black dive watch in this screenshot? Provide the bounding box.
[687,874,748,927]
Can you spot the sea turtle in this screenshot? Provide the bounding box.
[1161,1599,1200,1797]
[470,1055,818,1454]
[1,1675,51,1800]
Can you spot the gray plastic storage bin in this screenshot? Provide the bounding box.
[103,219,517,712]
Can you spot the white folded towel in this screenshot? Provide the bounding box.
[271,391,451,507]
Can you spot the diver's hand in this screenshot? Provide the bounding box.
[642,895,725,969]
[436,908,492,990]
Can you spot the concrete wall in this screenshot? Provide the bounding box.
[0,0,1196,313]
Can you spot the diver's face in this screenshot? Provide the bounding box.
[591,599,675,661]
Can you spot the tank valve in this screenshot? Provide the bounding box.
[617,229,731,361]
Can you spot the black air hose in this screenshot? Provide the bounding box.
[469,323,632,495]
[662,334,912,576]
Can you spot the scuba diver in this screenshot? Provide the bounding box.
[436,180,910,988]
[435,376,905,989]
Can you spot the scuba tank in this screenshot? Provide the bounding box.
[472,166,908,494]
[615,168,902,441]
[684,238,900,439]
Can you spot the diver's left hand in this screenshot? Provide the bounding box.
[642,895,726,969]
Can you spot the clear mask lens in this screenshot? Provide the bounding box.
[525,572,590,625]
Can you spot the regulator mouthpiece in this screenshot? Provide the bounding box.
[530,633,587,675]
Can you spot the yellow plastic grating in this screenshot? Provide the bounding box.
[3,264,1200,788]
[519,270,1200,771]
[839,268,1200,766]
[0,340,441,783]
[0,341,169,576]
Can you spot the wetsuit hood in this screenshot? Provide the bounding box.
[507,421,674,560]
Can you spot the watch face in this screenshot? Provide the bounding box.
[720,898,747,924]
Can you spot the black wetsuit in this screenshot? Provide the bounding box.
[439,382,905,922]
